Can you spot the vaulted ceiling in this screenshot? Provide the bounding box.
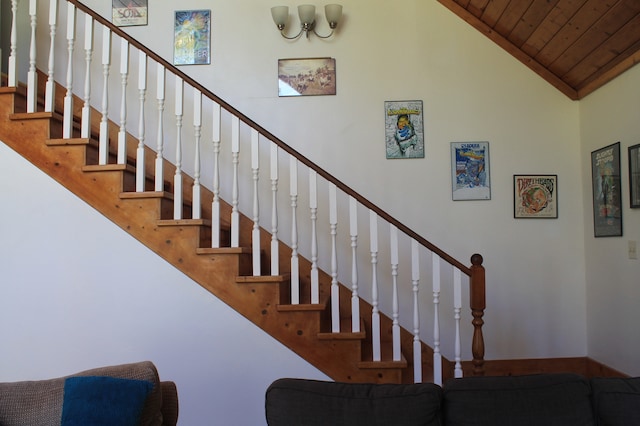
[437,0,640,100]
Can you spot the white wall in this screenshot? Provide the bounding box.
[7,0,640,422]
[579,65,640,376]
[78,0,587,360]
[0,142,329,425]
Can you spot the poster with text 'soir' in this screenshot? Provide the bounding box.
[112,0,148,27]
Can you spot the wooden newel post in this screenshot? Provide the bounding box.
[470,253,485,376]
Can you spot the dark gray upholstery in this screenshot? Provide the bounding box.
[265,378,443,426]
[443,373,595,426]
[266,373,640,426]
[591,377,640,426]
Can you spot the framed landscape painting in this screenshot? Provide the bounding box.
[591,142,622,237]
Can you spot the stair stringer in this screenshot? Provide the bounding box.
[1,86,452,384]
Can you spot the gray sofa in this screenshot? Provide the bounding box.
[0,361,178,426]
[265,373,640,425]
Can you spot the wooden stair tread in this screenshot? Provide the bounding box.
[236,274,290,284]
[47,137,90,146]
[318,317,366,340]
[83,164,135,173]
[120,191,173,200]
[196,247,251,255]
[157,218,211,227]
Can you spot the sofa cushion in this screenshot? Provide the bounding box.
[591,377,640,426]
[443,373,595,426]
[0,361,163,426]
[265,378,443,426]
[61,376,153,426]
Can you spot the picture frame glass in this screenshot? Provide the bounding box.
[513,175,558,218]
[591,142,622,237]
[174,10,211,66]
[629,143,640,208]
[384,101,425,159]
[451,142,490,200]
[278,58,336,97]
[112,0,148,27]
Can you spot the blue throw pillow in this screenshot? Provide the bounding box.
[61,376,153,426]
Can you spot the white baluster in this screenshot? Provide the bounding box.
[211,102,221,247]
[80,15,93,138]
[63,3,76,139]
[99,27,111,162]
[26,0,37,112]
[231,116,240,247]
[173,76,184,220]
[8,0,18,87]
[135,52,147,187]
[309,170,319,304]
[290,157,299,304]
[412,240,422,383]
[454,267,463,378]
[192,89,202,219]
[370,210,380,361]
[391,225,401,362]
[251,130,261,275]
[330,184,339,333]
[154,64,165,192]
[432,252,442,385]
[349,196,360,332]
[116,39,129,166]
[270,144,279,275]
[45,0,57,112]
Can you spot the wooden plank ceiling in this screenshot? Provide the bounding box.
[437,0,640,100]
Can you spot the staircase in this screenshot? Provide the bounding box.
[0,0,485,384]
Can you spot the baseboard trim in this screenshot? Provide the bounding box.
[461,357,628,378]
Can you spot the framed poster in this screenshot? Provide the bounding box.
[591,142,622,237]
[112,0,148,27]
[174,10,211,66]
[451,142,490,200]
[278,57,336,97]
[629,143,640,208]
[384,100,424,159]
[513,175,558,218]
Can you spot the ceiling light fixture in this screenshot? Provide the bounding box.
[271,4,343,40]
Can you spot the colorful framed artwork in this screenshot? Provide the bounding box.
[629,143,640,208]
[112,0,148,27]
[384,100,424,159]
[174,10,211,66]
[513,175,558,218]
[591,142,622,237]
[278,57,336,97]
[451,142,490,200]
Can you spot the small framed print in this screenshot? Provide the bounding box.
[278,57,336,97]
[513,175,558,218]
[591,142,622,237]
[112,0,148,27]
[451,142,490,200]
[174,10,211,66]
[629,143,640,208]
[384,101,425,159]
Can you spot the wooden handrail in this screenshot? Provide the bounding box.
[56,0,486,377]
[68,0,471,273]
